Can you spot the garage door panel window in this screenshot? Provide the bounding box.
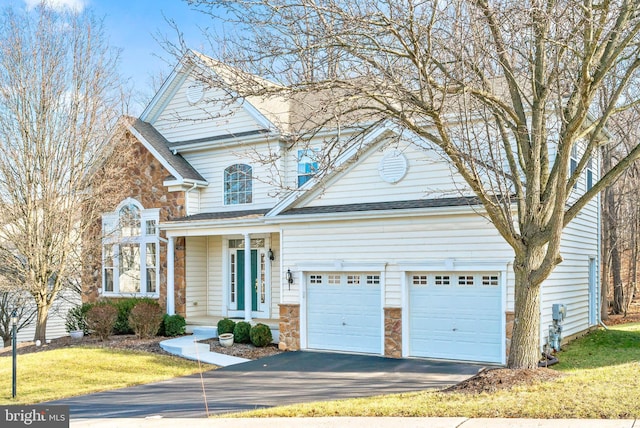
[309,274,323,285]
[458,275,474,286]
[435,275,450,286]
[412,275,428,286]
[366,275,380,285]
[482,275,499,286]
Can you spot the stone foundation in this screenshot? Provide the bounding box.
[278,304,300,351]
[384,307,402,358]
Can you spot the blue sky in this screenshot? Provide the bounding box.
[1,0,217,113]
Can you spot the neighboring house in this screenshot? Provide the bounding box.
[83,52,600,364]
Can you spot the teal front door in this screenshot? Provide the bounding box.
[237,249,258,311]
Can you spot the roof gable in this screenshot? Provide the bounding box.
[268,121,473,218]
[140,51,288,144]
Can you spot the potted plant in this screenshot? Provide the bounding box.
[218,333,234,347]
[65,303,91,339]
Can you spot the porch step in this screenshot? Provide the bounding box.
[159,335,211,356]
[192,326,218,338]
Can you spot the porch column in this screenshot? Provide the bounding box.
[244,233,252,323]
[167,236,175,315]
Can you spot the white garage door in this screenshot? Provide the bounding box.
[306,273,382,354]
[409,272,503,363]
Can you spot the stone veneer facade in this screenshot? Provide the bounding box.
[278,304,300,351]
[82,127,187,316]
[384,307,402,358]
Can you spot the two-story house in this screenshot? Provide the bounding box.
[83,52,600,364]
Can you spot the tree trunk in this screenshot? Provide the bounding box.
[508,250,543,369]
[611,244,624,314]
[34,302,49,343]
[2,333,10,347]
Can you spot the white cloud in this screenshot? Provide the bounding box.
[24,0,87,12]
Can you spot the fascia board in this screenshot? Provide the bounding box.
[264,203,489,224]
[140,61,193,123]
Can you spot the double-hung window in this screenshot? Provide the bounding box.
[297,149,319,187]
[586,156,594,190]
[102,198,160,296]
[570,144,578,190]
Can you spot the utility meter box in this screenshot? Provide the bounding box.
[552,303,567,322]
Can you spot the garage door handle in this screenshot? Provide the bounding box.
[342,322,346,326]
[452,328,458,331]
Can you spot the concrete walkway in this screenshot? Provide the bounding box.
[159,327,249,366]
[71,417,638,427]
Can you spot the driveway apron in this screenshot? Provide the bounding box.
[45,351,484,419]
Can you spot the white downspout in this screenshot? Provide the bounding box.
[184,182,198,216]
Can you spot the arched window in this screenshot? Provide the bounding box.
[224,164,252,205]
[101,198,159,296]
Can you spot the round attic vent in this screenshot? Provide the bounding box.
[378,149,408,183]
[185,79,206,104]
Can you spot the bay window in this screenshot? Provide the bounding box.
[101,198,160,296]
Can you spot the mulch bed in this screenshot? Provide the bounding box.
[0,334,283,361]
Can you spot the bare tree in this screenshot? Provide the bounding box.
[179,0,640,369]
[0,251,37,345]
[601,107,640,317]
[0,5,123,342]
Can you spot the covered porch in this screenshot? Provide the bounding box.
[162,215,282,329]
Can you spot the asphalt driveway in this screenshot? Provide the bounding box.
[46,351,484,419]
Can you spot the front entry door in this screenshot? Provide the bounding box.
[237,249,258,311]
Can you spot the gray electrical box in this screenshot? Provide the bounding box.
[552,303,567,322]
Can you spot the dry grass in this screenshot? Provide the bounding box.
[0,347,211,405]
[228,323,640,419]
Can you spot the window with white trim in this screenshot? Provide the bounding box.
[297,149,319,187]
[586,156,594,190]
[224,164,252,205]
[101,199,160,296]
[570,144,578,190]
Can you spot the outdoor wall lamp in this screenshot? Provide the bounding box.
[286,269,293,289]
[268,248,275,261]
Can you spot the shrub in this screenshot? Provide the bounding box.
[65,303,93,334]
[128,301,164,339]
[233,321,251,344]
[108,297,158,334]
[86,304,118,341]
[249,323,273,347]
[160,314,186,337]
[217,318,236,335]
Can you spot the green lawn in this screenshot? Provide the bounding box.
[232,323,640,419]
[0,347,211,405]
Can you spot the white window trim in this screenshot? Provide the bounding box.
[223,163,253,206]
[101,198,160,298]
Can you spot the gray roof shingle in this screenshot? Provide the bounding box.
[127,117,206,183]
[280,196,482,215]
